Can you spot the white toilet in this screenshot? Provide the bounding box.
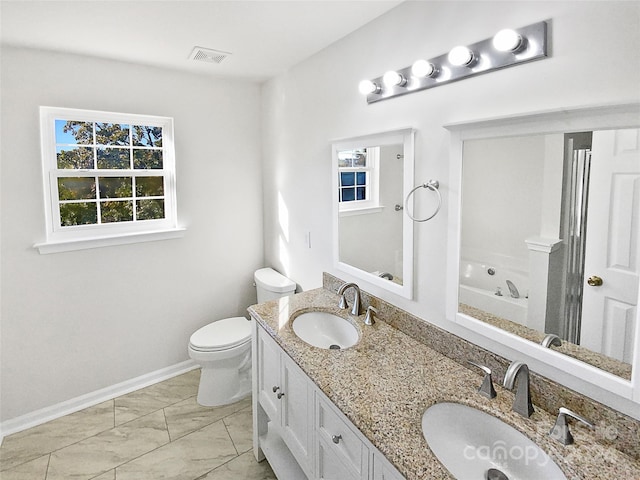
[188,268,296,406]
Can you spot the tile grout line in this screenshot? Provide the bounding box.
[222,418,240,456]
[43,453,52,480]
[162,407,173,443]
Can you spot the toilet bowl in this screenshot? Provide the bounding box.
[188,316,252,407]
[188,268,296,407]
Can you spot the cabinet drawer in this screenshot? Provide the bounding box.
[316,396,368,477]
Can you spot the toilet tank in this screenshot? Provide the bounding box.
[254,268,296,303]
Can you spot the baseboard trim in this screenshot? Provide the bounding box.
[0,359,198,443]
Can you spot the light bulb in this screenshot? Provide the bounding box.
[382,70,406,88]
[411,59,436,78]
[493,29,523,52]
[358,79,380,95]
[448,46,474,66]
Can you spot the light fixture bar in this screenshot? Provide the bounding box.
[363,21,547,104]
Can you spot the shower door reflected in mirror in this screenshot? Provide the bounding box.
[459,129,640,379]
[332,129,414,299]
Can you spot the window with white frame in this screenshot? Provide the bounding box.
[37,107,181,253]
[337,146,380,213]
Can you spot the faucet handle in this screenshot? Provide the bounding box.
[549,407,594,445]
[364,306,378,326]
[467,361,497,399]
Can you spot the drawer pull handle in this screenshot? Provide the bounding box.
[277,392,285,399]
[332,434,342,444]
[272,386,280,393]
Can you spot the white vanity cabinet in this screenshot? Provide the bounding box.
[252,320,405,480]
[254,321,314,479]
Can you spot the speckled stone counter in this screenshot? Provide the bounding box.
[248,288,640,480]
[459,304,632,380]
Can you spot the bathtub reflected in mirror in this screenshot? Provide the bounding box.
[459,128,638,380]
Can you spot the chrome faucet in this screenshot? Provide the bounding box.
[505,280,520,298]
[541,333,562,348]
[503,361,534,418]
[337,282,362,316]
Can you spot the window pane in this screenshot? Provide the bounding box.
[56,120,93,145]
[96,123,130,146]
[58,177,96,200]
[338,149,366,168]
[136,177,164,197]
[132,125,162,147]
[98,177,132,199]
[353,149,367,167]
[57,146,94,169]
[340,172,355,187]
[356,187,366,200]
[60,202,97,226]
[101,200,133,223]
[133,150,163,169]
[341,188,355,202]
[338,158,352,168]
[356,172,367,185]
[97,148,130,169]
[137,199,165,220]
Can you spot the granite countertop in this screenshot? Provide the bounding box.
[459,304,632,380]
[248,288,640,480]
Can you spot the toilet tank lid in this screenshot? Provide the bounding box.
[254,267,296,293]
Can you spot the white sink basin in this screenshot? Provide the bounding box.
[422,403,566,480]
[292,312,359,350]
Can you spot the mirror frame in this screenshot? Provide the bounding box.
[332,128,415,299]
[445,103,640,414]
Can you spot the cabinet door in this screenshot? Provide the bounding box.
[316,395,368,478]
[317,437,360,480]
[373,453,405,480]
[281,354,313,473]
[256,328,281,422]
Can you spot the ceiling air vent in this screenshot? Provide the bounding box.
[189,47,231,65]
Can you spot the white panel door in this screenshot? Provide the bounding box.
[280,355,313,474]
[581,129,640,363]
[257,329,282,421]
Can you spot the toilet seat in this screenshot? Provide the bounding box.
[189,317,251,352]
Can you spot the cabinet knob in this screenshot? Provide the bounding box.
[277,392,285,399]
[272,386,280,393]
[332,434,342,444]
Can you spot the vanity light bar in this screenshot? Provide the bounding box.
[361,21,548,104]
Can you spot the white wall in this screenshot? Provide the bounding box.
[261,2,640,412]
[0,47,264,422]
[461,135,545,271]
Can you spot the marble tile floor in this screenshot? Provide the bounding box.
[0,369,276,480]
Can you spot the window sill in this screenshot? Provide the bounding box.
[34,227,186,254]
[339,206,384,217]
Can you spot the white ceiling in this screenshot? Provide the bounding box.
[0,0,402,82]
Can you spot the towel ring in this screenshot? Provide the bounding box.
[404,180,441,222]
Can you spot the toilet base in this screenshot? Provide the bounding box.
[196,366,251,406]
[193,348,252,407]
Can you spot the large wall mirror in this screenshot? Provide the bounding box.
[332,128,414,299]
[446,104,640,408]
